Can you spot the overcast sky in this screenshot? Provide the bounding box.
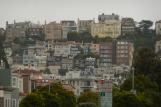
[0,0,161,28]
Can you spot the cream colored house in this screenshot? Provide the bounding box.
[91,20,121,38]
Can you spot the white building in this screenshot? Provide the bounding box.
[23,46,47,70]
[85,57,96,68]
[0,87,12,107]
[65,70,97,96]
[155,20,161,35]
[54,43,71,57]
[155,40,161,53]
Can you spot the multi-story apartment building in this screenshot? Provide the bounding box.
[65,69,97,96]
[5,21,31,41]
[54,43,71,57]
[44,21,62,40]
[99,41,134,67]
[99,42,115,67]
[26,23,44,39]
[61,57,73,70]
[77,19,94,33]
[23,46,47,69]
[70,44,81,57]
[116,41,134,66]
[98,13,119,23]
[47,56,62,66]
[61,20,77,39]
[91,20,121,38]
[121,18,135,35]
[85,57,97,68]
[155,20,161,35]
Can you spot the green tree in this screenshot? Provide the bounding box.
[78,103,97,107]
[67,31,79,41]
[138,20,153,31]
[35,83,76,107]
[40,92,60,107]
[120,75,159,93]
[133,47,161,87]
[13,37,36,46]
[113,90,142,107]
[41,68,52,74]
[19,93,45,107]
[0,40,9,69]
[77,91,99,107]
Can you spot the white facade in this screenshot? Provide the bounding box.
[156,20,161,35]
[65,70,97,96]
[70,44,81,57]
[54,44,71,57]
[155,40,161,53]
[0,89,12,107]
[11,73,23,93]
[23,46,47,69]
[48,65,60,75]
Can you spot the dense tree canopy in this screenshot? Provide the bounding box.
[20,83,76,107]
[138,20,153,31]
[13,37,36,46]
[67,31,113,43]
[77,91,99,107]
[19,93,45,107]
[113,90,142,107]
[41,68,52,74]
[133,47,161,88]
[0,40,9,69]
[67,31,93,43]
[114,46,161,107]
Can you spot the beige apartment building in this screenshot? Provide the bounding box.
[44,21,62,40]
[77,18,94,33]
[91,20,121,38]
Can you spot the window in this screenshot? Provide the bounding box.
[5,99,7,107]
[12,99,16,107]
[12,77,17,87]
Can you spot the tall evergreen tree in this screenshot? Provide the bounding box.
[0,40,9,69]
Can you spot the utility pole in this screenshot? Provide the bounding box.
[131,67,136,94]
